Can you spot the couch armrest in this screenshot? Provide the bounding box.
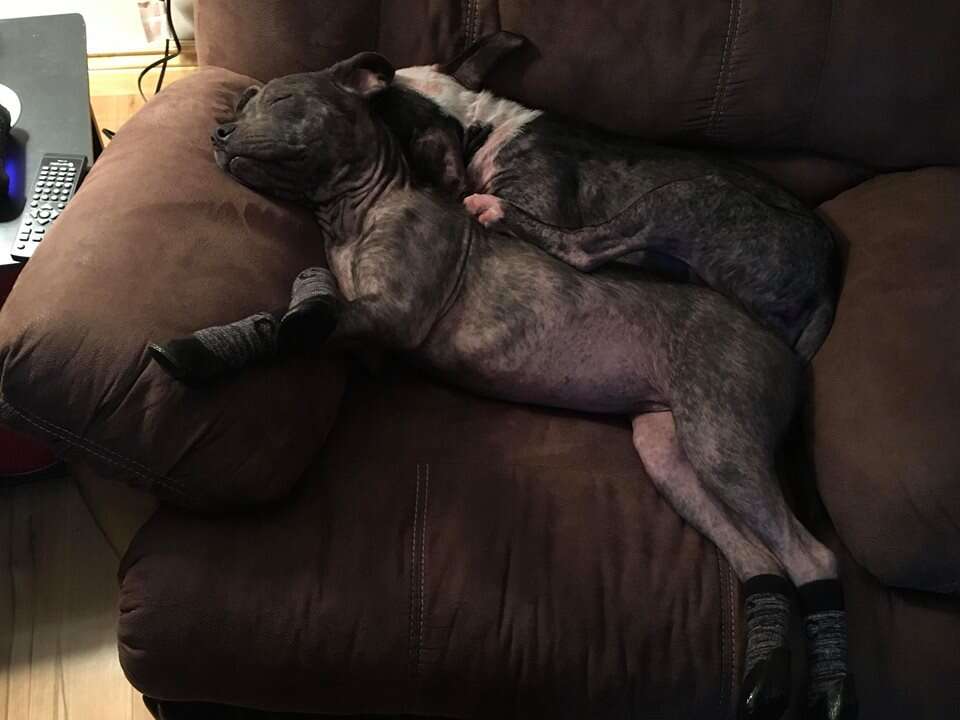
[813,167,960,595]
[0,69,344,509]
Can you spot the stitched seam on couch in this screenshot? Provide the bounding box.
[408,464,423,678]
[726,558,739,719]
[406,463,431,680]
[0,395,188,499]
[713,551,740,718]
[708,0,743,141]
[802,0,838,148]
[463,0,479,49]
[419,464,430,676]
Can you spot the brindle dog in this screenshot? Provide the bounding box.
[396,32,838,363]
[159,53,855,719]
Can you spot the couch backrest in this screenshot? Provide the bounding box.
[196,0,959,169]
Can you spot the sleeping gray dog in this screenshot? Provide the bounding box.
[148,53,855,720]
[396,32,838,362]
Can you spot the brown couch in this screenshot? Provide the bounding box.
[1,1,959,718]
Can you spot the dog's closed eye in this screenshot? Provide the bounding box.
[235,86,260,113]
[269,94,293,107]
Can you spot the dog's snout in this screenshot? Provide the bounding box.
[212,123,237,145]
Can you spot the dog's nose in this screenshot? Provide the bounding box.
[212,123,236,145]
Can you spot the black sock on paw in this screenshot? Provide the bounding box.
[279,268,341,354]
[799,579,849,703]
[290,267,340,308]
[193,311,279,370]
[743,574,793,676]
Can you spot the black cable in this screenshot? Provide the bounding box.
[137,0,182,101]
[154,39,171,95]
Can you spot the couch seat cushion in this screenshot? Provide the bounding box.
[118,369,739,718]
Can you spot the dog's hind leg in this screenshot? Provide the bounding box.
[667,320,856,719]
[632,411,792,720]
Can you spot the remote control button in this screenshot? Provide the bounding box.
[41,194,50,200]
[29,201,38,208]
[29,210,37,218]
[15,244,26,251]
[18,232,30,240]
[38,210,51,219]
[37,218,49,226]
[57,202,66,209]
[33,227,45,235]
[23,219,32,226]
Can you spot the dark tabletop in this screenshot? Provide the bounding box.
[0,14,93,268]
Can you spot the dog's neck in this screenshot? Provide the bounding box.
[312,119,410,243]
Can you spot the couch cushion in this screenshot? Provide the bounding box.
[814,167,960,594]
[486,0,960,168]
[0,68,344,509]
[195,0,466,81]
[118,369,740,718]
[196,1,958,167]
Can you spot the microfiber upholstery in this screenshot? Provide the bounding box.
[2,1,955,718]
[484,0,959,168]
[814,167,960,595]
[0,68,344,509]
[197,1,960,168]
[119,369,740,718]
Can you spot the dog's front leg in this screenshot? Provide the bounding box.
[278,265,434,359]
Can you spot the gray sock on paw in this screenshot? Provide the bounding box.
[290,267,340,309]
[193,312,279,369]
[803,610,848,699]
[743,574,793,676]
[799,579,849,703]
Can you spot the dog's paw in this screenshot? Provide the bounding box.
[463,193,505,227]
[804,675,858,720]
[295,267,338,296]
[739,647,791,720]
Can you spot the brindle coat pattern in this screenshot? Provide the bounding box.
[397,34,839,362]
[206,53,849,719]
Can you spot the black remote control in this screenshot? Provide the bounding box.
[11,153,87,262]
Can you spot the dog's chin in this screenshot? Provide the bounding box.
[220,154,307,204]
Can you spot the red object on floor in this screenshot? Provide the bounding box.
[0,265,57,475]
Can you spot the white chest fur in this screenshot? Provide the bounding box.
[396,65,541,191]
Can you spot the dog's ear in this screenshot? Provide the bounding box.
[331,52,396,97]
[439,31,528,91]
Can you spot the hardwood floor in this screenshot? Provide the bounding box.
[0,475,156,720]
